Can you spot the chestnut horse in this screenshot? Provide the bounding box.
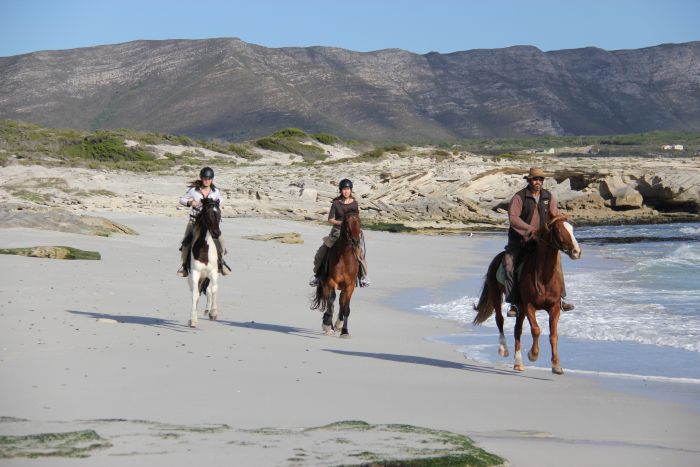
[473,215,582,374]
[310,211,362,337]
[186,198,222,328]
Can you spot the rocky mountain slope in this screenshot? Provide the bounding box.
[1,39,699,141]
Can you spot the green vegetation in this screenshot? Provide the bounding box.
[312,132,340,145]
[363,222,417,233]
[271,127,308,138]
[256,136,326,162]
[452,130,700,157]
[0,246,101,260]
[3,119,696,175]
[0,120,239,172]
[0,430,111,458]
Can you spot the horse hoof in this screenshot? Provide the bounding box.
[209,314,218,321]
[514,364,524,372]
[499,348,509,358]
[552,366,564,375]
[528,351,539,362]
[188,319,197,328]
[339,333,351,339]
[322,324,333,333]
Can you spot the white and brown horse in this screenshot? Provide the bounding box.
[186,198,222,327]
[473,215,582,374]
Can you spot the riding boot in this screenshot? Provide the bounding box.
[507,304,518,318]
[219,258,231,276]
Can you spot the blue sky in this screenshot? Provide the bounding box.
[1,0,698,57]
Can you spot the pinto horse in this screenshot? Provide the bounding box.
[473,215,582,374]
[311,211,362,337]
[186,198,222,328]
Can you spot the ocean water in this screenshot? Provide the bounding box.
[414,222,700,385]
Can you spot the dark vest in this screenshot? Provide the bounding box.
[508,187,552,243]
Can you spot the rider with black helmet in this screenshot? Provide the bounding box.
[177,167,231,277]
[309,178,371,287]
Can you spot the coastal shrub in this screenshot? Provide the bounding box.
[271,128,307,139]
[312,132,339,145]
[61,134,153,162]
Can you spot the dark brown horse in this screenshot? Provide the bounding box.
[311,211,362,337]
[473,215,582,374]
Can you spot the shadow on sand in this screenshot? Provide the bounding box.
[67,309,192,333]
[323,349,551,380]
[217,320,320,339]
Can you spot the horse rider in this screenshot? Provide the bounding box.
[176,166,231,277]
[309,178,371,287]
[504,167,574,316]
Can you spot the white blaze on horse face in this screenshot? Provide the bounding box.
[563,222,582,259]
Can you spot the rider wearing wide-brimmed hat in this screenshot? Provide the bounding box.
[504,167,573,315]
[177,166,230,277]
[309,178,370,287]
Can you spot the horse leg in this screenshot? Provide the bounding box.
[527,305,541,362]
[549,304,564,375]
[337,286,354,338]
[513,307,526,371]
[494,285,508,357]
[207,273,219,320]
[322,287,336,336]
[188,270,200,328]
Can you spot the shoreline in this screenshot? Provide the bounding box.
[1,214,700,465]
[392,230,700,413]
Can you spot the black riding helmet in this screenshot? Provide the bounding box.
[338,178,353,192]
[200,167,215,179]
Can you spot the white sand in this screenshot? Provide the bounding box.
[1,214,699,466]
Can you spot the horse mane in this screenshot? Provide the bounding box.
[544,213,568,231]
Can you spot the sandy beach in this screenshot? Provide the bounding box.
[0,210,698,466]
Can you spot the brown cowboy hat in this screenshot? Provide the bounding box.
[524,167,546,179]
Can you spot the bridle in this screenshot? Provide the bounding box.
[197,200,221,238]
[341,213,362,249]
[539,216,575,257]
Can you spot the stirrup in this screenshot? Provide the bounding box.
[507,305,518,317]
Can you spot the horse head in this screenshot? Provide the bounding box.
[198,198,222,238]
[544,215,582,260]
[342,210,362,248]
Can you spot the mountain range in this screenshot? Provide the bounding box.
[1,38,699,141]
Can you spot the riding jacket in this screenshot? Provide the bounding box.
[179,186,223,223]
[507,187,558,244]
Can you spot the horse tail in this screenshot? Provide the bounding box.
[199,277,210,296]
[473,252,503,325]
[310,282,327,311]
